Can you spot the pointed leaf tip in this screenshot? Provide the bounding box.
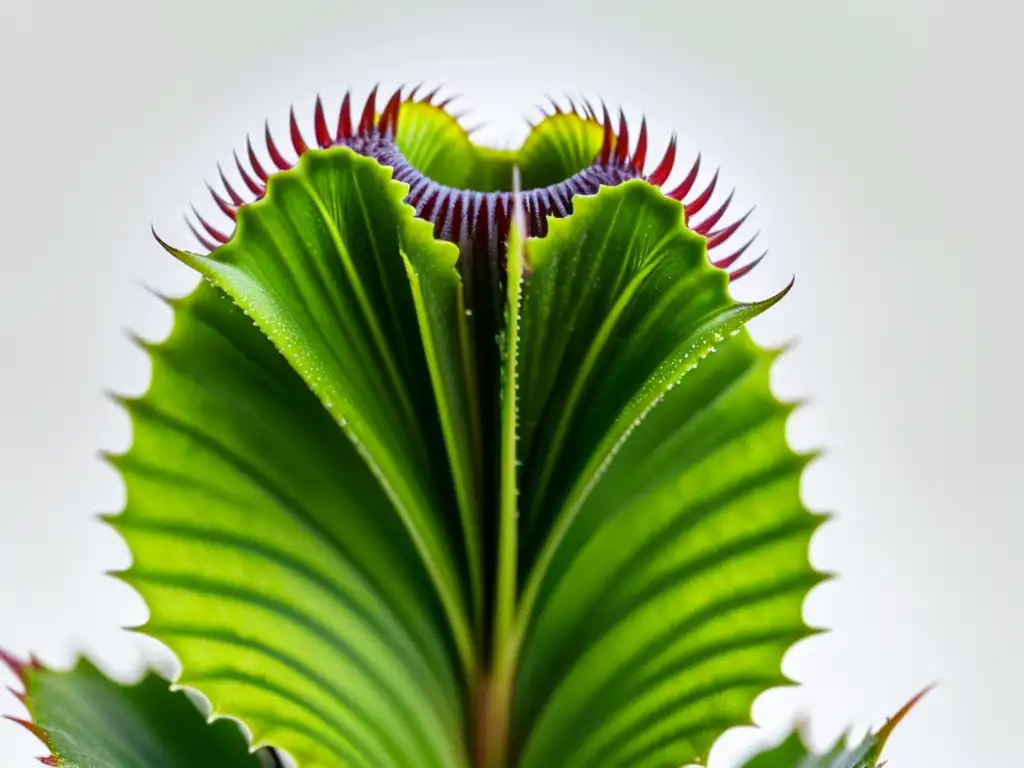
[713,232,760,270]
[614,109,630,166]
[288,106,308,156]
[0,648,40,685]
[422,83,443,105]
[875,684,935,752]
[667,151,701,200]
[313,95,331,148]
[693,190,735,235]
[685,168,719,216]
[5,715,49,746]
[207,182,237,221]
[246,134,269,182]
[184,217,216,252]
[217,163,244,205]
[336,91,353,140]
[707,207,754,250]
[234,149,264,196]
[646,134,676,186]
[728,252,767,281]
[599,103,613,165]
[359,83,379,134]
[436,94,459,110]
[632,117,648,172]
[264,120,291,171]
[380,88,402,137]
[190,205,229,244]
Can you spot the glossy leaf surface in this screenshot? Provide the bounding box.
[2,104,840,768]
[509,182,810,768]
[109,275,471,768]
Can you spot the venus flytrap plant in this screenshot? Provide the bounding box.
[3,85,925,768]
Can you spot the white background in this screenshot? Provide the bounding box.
[1,1,1021,765]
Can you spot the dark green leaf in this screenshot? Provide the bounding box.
[739,688,931,768]
[5,653,261,768]
[739,729,878,768]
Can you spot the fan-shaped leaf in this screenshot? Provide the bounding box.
[159,147,483,675]
[508,181,810,768]
[108,275,470,767]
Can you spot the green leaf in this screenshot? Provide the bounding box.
[739,687,931,767]
[4,652,262,768]
[107,278,470,768]
[508,180,808,768]
[159,146,483,676]
[739,730,879,768]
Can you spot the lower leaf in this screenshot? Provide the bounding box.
[2,650,266,768]
[739,687,931,767]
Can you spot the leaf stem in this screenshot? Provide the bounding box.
[480,169,526,768]
[474,663,514,768]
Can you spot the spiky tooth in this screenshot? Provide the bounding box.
[379,89,402,138]
[728,252,766,280]
[666,152,701,200]
[706,208,752,249]
[191,206,230,243]
[693,190,734,235]
[234,150,263,196]
[422,85,443,105]
[4,716,48,746]
[712,233,759,269]
[684,169,719,216]
[614,109,630,166]
[289,107,308,156]
[246,135,268,182]
[217,164,244,205]
[207,184,236,221]
[313,96,331,148]
[264,122,291,171]
[185,216,217,252]
[631,117,648,172]
[359,85,379,135]
[646,135,676,187]
[336,91,353,140]
[599,104,614,165]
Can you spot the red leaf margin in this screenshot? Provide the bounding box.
[1,649,61,765]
